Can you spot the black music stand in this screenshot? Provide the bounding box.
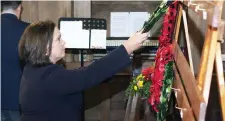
[59,18,107,121]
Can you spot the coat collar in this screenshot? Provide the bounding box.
[1,13,18,20]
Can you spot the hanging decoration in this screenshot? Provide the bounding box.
[125,1,178,121]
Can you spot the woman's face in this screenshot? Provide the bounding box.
[49,27,65,63]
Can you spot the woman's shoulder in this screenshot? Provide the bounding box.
[23,64,65,77]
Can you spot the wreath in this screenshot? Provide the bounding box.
[125,1,178,121]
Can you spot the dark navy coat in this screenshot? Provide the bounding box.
[1,13,29,110]
[19,45,131,121]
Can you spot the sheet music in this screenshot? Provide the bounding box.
[90,29,107,49]
[64,30,89,49]
[60,21,82,34]
[60,21,89,49]
[129,12,150,36]
[110,12,130,37]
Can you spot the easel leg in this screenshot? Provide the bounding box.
[202,27,218,103]
[182,9,194,75]
[215,42,225,121]
[124,96,133,121]
[197,27,212,92]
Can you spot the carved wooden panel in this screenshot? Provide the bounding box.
[21,1,72,24]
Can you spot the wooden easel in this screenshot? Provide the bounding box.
[173,1,225,121]
[124,1,225,121]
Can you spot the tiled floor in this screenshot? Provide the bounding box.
[1,110,21,121]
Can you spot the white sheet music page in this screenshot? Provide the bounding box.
[90,29,107,49]
[64,30,89,49]
[129,12,150,36]
[60,21,89,49]
[110,12,130,37]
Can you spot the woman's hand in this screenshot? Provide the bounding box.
[123,30,149,55]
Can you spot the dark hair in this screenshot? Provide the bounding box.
[1,1,22,12]
[19,20,56,66]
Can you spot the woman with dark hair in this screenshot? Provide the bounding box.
[18,20,148,121]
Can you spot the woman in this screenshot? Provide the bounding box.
[19,20,148,121]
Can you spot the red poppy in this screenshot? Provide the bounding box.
[159,36,171,45]
[168,16,176,24]
[168,8,177,17]
[161,28,170,36]
[152,105,159,112]
[163,22,173,32]
[142,66,155,81]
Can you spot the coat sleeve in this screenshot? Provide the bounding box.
[47,45,131,94]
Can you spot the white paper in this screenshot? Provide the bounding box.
[90,29,106,49]
[60,21,83,35]
[110,12,130,37]
[60,21,90,49]
[62,30,89,49]
[129,12,150,36]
